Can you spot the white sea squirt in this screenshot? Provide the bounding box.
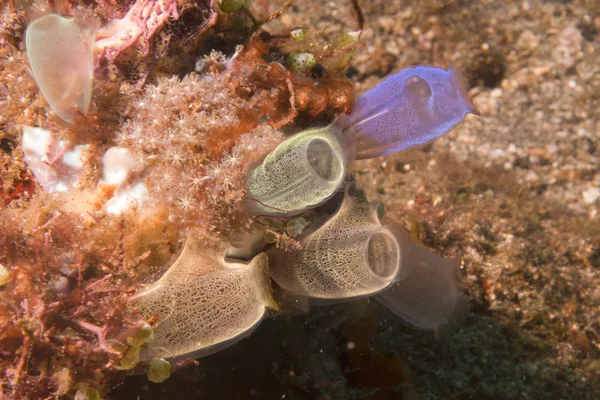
[21,125,89,192]
[25,13,96,123]
[101,147,149,215]
[131,234,278,361]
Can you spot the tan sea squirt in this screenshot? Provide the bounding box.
[132,234,278,361]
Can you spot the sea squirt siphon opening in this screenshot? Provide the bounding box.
[306,138,343,182]
[366,230,400,280]
[405,75,433,100]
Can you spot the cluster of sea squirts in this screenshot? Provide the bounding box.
[134,67,478,361]
[22,12,477,368]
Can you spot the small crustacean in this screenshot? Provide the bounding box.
[335,66,478,159]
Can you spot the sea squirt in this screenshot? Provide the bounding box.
[268,186,465,332]
[268,187,407,299]
[244,66,476,217]
[244,126,347,216]
[336,66,478,159]
[131,234,278,361]
[25,13,96,123]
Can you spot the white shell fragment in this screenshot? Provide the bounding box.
[244,126,347,216]
[102,147,138,185]
[268,188,405,299]
[105,182,149,215]
[100,147,149,215]
[375,224,464,333]
[22,125,88,193]
[132,235,277,360]
[25,14,96,123]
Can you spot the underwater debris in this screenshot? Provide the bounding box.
[132,234,278,360]
[25,13,96,123]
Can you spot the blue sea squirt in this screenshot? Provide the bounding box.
[336,66,478,159]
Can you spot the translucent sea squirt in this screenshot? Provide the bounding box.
[268,188,406,299]
[25,13,96,123]
[336,66,478,159]
[131,235,278,360]
[244,126,347,216]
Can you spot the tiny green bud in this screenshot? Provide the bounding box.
[147,358,171,383]
[338,31,360,47]
[127,322,155,347]
[74,385,101,400]
[117,346,140,370]
[219,0,244,13]
[285,217,310,237]
[290,28,308,42]
[286,52,316,72]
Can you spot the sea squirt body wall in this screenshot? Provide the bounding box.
[336,66,477,159]
[132,235,277,361]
